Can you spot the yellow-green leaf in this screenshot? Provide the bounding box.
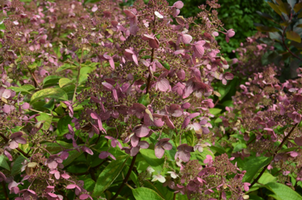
[256,26,279,32]
[286,31,301,43]
[268,2,282,16]
[294,2,302,13]
[30,88,68,103]
[275,0,290,15]
[59,78,72,88]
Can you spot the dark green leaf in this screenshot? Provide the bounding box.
[43,75,61,88]
[256,11,274,21]
[242,156,272,182]
[63,150,83,167]
[57,116,72,136]
[93,155,129,197]
[11,155,26,176]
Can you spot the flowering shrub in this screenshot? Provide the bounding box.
[0,0,302,200]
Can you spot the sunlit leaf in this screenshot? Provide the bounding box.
[30,88,68,103]
[0,155,10,171]
[266,182,302,200]
[132,187,164,200]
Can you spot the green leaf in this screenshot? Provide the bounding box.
[9,84,35,94]
[140,149,164,172]
[183,130,195,147]
[30,88,68,103]
[59,78,73,88]
[56,63,77,73]
[11,155,26,176]
[232,142,247,152]
[43,75,61,88]
[258,171,277,184]
[266,182,302,200]
[256,11,274,21]
[161,62,170,70]
[43,140,72,154]
[36,113,53,130]
[286,31,301,43]
[83,178,95,192]
[63,150,83,167]
[79,66,96,85]
[93,155,129,197]
[209,108,221,116]
[242,156,272,182]
[0,155,10,171]
[132,187,164,200]
[249,194,265,200]
[138,94,150,106]
[57,116,72,136]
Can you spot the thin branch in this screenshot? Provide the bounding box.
[250,123,299,187]
[110,155,137,200]
[2,182,9,200]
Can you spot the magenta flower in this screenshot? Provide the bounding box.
[155,138,173,158]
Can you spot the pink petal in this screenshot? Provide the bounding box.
[177,69,185,80]
[66,184,76,189]
[10,132,23,139]
[3,104,10,114]
[139,141,149,149]
[163,116,175,129]
[14,137,26,144]
[91,5,98,12]
[83,147,93,155]
[227,29,235,38]
[156,78,171,92]
[80,194,90,200]
[155,146,165,158]
[99,151,109,159]
[295,136,302,146]
[181,34,192,44]
[102,82,114,90]
[135,125,150,137]
[2,89,11,99]
[48,193,57,198]
[173,1,184,9]
[224,72,234,80]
